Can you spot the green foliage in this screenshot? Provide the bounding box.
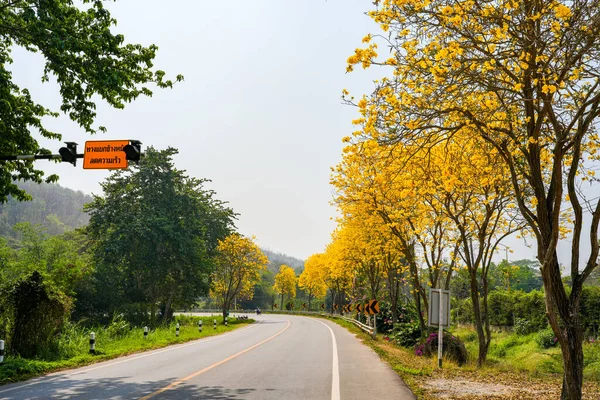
[514,317,538,335]
[391,322,422,348]
[449,268,471,300]
[581,286,600,336]
[0,1,182,202]
[85,148,236,325]
[0,317,253,385]
[459,289,548,331]
[536,328,558,349]
[451,297,474,325]
[104,314,132,340]
[489,334,522,358]
[7,271,71,358]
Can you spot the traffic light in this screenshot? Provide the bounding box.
[123,140,142,162]
[59,142,78,166]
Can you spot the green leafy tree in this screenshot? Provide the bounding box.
[85,147,235,325]
[0,0,182,203]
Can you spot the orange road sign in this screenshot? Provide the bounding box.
[347,304,354,312]
[334,304,338,310]
[321,303,325,309]
[302,303,306,309]
[356,304,363,313]
[83,140,129,169]
[369,300,380,315]
[274,304,278,309]
[364,303,371,315]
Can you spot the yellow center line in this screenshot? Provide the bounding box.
[139,319,291,400]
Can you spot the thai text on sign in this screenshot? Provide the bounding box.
[83,140,129,169]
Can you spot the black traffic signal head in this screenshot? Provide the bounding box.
[123,140,142,162]
[59,142,78,166]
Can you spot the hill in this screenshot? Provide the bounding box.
[261,248,304,274]
[0,181,92,237]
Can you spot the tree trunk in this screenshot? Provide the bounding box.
[280,293,284,311]
[411,284,427,335]
[150,301,157,327]
[330,289,336,315]
[389,276,400,324]
[559,321,584,400]
[222,298,229,323]
[540,253,584,400]
[162,291,175,325]
[469,268,489,366]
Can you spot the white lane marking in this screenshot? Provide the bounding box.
[0,321,261,395]
[316,320,341,400]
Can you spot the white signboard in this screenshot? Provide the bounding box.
[428,289,451,328]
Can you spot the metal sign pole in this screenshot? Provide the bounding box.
[438,290,443,368]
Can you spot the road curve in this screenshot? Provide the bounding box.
[0,314,415,400]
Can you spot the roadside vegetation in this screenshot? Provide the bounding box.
[0,151,267,379]
[0,315,252,385]
[323,315,600,399]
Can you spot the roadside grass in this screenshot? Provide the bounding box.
[320,315,600,399]
[0,316,253,386]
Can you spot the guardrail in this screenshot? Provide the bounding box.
[339,315,374,335]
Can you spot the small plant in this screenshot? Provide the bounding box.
[105,314,131,339]
[464,331,477,342]
[414,331,468,366]
[391,322,422,348]
[514,317,536,335]
[535,328,558,349]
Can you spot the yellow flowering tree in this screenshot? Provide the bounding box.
[273,265,297,310]
[346,1,600,396]
[210,234,268,321]
[299,254,328,310]
[322,237,355,314]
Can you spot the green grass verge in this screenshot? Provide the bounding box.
[449,326,600,378]
[0,316,254,386]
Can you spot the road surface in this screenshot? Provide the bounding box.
[0,314,415,400]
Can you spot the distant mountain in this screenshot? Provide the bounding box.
[261,248,304,274]
[0,181,92,237]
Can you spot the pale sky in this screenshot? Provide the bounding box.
[14,0,585,267]
[11,0,385,261]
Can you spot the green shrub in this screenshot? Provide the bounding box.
[376,303,420,334]
[8,271,71,358]
[488,290,515,326]
[414,332,468,366]
[391,322,422,348]
[464,331,477,342]
[514,317,539,335]
[105,314,131,339]
[535,328,558,349]
[490,334,521,358]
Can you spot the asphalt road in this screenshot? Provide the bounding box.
[0,314,415,400]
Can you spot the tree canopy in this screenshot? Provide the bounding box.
[85,147,234,325]
[342,0,600,397]
[0,0,182,202]
[210,233,268,320]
